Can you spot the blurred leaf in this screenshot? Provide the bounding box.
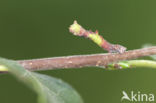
[0,58,83,103]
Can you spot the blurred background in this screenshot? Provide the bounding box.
[0,0,156,103]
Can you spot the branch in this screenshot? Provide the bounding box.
[106,60,156,70]
[12,46,156,71]
[128,60,156,68]
[1,21,155,72]
[69,20,127,53]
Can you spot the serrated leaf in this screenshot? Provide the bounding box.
[0,58,83,103]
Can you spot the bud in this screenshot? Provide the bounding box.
[69,20,82,36]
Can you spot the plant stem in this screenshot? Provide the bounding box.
[69,21,127,53]
[106,60,156,70]
[128,60,156,69]
[0,46,156,72]
[17,46,156,71]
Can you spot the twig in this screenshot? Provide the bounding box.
[128,60,156,68]
[1,21,156,72]
[69,21,126,53]
[15,46,156,71]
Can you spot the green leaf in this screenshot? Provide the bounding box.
[0,58,83,103]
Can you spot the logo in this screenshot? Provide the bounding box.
[121,91,154,102]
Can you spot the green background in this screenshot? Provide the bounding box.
[0,0,156,103]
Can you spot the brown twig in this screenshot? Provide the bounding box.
[16,46,156,71]
[69,21,127,53]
